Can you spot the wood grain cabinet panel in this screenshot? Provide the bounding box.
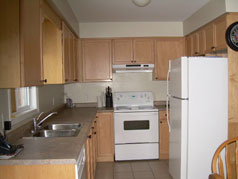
[113,39,133,64]
[96,112,114,162]
[186,35,193,56]
[82,39,112,82]
[204,23,214,53]
[159,110,170,159]
[154,38,185,80]
[134,38,155,64]
[214,15,227,51]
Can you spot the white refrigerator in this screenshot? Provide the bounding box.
[167,56,228,179]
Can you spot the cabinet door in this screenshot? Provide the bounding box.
[113,39,133,64]
[0,0,21,88]
[186,35,193,56]
[191,32,199,56]
[82,39,112,82]
[20,0,43,86]
[204,23,214,53]
[96,112,114,162]
[42,13,63,84]
[155,38,185,80]
[62,23,71,83]
[159,111,169,159]
[214,15,227,51]
[85,129,92,179]
[134,39,155,64]
[198,29,205,55]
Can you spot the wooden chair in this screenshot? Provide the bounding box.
[209,137,238,179]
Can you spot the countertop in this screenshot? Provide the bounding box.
[0,105,166,166]
[0,107,97,166]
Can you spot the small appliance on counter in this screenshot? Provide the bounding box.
[105,86,113,107]
[0,132,24,159]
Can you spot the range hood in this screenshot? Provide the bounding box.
[112,64,154,73]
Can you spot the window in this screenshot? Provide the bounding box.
[10,87,38,124]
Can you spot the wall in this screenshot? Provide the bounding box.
[0,85,64,133]
[46,0,79,36]
[64,73,167,104]
[79,22,183,38]
[183,0,226,35]
[226,0,238,12]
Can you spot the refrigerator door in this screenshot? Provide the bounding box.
[186,57,228,178]
[169,97,188,179]
[169,57,188,99]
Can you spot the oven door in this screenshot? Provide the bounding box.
[114,111,158,144]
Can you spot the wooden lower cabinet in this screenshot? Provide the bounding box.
[0,164,76,179]
[159,110,170,159]
[96,112,114,162]
[85,117,97,179]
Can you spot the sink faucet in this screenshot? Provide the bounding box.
[32,112,57,133]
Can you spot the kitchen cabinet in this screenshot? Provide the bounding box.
[186,35,193,56]
[204,15,227,53]
[85,117,97,179]
[0,0,43,88]
[159,110,170,159]
[112,38,155,64]
[134,38,155,64]
[96,112,114,162]
[186,30,205,56]
[82,39,112,82]
[154,38,185,80]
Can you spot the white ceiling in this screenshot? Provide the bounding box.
[67,0,210,23]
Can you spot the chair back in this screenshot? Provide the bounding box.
[211,137,238,179]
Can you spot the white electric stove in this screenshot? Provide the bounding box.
[113,91,159,161]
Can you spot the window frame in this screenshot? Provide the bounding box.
[9,87,39,125]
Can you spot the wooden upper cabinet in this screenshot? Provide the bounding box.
[0,0,44,88]
[191,32,199,55]
[62,23,71,83]
[134,38,155,64]
[214,15,227,51]
[198,29,205,55]
[112,39,133,64]
[154,38,185,80]
[204,23,215,53]
[82,39,112,82]
[42,2,63,84]
[186,35,193,56]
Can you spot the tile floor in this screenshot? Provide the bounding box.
[95,160,172,179]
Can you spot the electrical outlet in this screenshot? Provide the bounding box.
[52,97,55,106]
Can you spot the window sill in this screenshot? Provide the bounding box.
[11,108,39,125]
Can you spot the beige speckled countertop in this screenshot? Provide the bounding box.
[0,107,97,166]
[0,105,166,166]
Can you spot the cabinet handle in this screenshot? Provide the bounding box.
[155,77,158,80]
[92,127,94,129]
[88,135,92,139]
[165,114,167,116]
[96,116,98,118]
[110,78,112,80]
[74,79,78,82]
[160,121,162,123]
[94,132,96,135]
[65,79,68,82]
[211,46,216,50]
[194,52,199,55]
[94,120,97,123]
[40,79,47,83]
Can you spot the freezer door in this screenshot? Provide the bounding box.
[169,57,188,99]
[169,97,188,179]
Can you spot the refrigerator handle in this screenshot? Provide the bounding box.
[166,61,171,132]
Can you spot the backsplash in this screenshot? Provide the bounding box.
[64,73,167,103]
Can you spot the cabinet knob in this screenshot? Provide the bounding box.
[96,116,98,118]
[155,77,158,80]
[88,135,92,139]
[165,114,167,116]
[65,79,68,82]
[211,46,216,50]
[94,120,97,123]
[160,121,162,123]
[74,79,78,82]
[40,79,47,83]
[94,132,96,135]
[194,52,199,55]
[92,126,94,129]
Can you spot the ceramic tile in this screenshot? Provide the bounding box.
[133,171,155,179]
[131,161,151,172]
[114,171,134,179]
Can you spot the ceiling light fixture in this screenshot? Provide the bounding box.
[132,0,151,7]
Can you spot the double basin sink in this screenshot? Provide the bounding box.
[33,123,81,138]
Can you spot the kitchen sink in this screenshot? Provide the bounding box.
[33,129,80,137]
[44,123,81,130]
